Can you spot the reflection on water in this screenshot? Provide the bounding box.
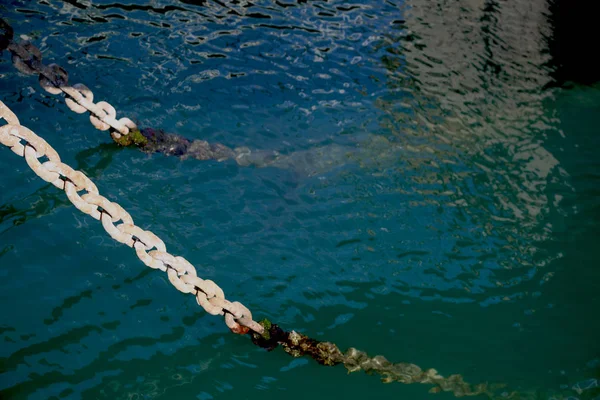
[1,0,599,399]
[372,0,571,289]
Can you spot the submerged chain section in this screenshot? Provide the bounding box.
[250,320,600,400]
[0,101,263,336]
[251,320,494,398]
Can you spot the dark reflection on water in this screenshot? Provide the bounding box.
[1,0,599,399]
[546,0,600,86]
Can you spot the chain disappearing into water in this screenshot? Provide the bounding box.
[0,99,498,395]
[0,101,263,336]
[0,18,136,141]
[0,99,508,399]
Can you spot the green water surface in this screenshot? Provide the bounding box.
[1,0,599,399]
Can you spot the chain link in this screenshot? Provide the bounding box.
[1,18,136,139]
[0,101,264,336]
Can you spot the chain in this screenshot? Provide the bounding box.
[0,19,293,169]
[0,101,264,336]
[0,18,136,141]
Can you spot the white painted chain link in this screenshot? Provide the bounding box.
[6,39,136,139]
[0,101,264,336]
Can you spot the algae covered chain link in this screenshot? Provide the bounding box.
[0,101,264,336]
[0,18,137,140]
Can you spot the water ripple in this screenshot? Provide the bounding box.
[1,0,599,398]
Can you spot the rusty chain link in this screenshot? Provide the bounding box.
[0,18,136,140]
[0,101,263,336]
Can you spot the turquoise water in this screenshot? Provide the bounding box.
[1,0,599,399]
